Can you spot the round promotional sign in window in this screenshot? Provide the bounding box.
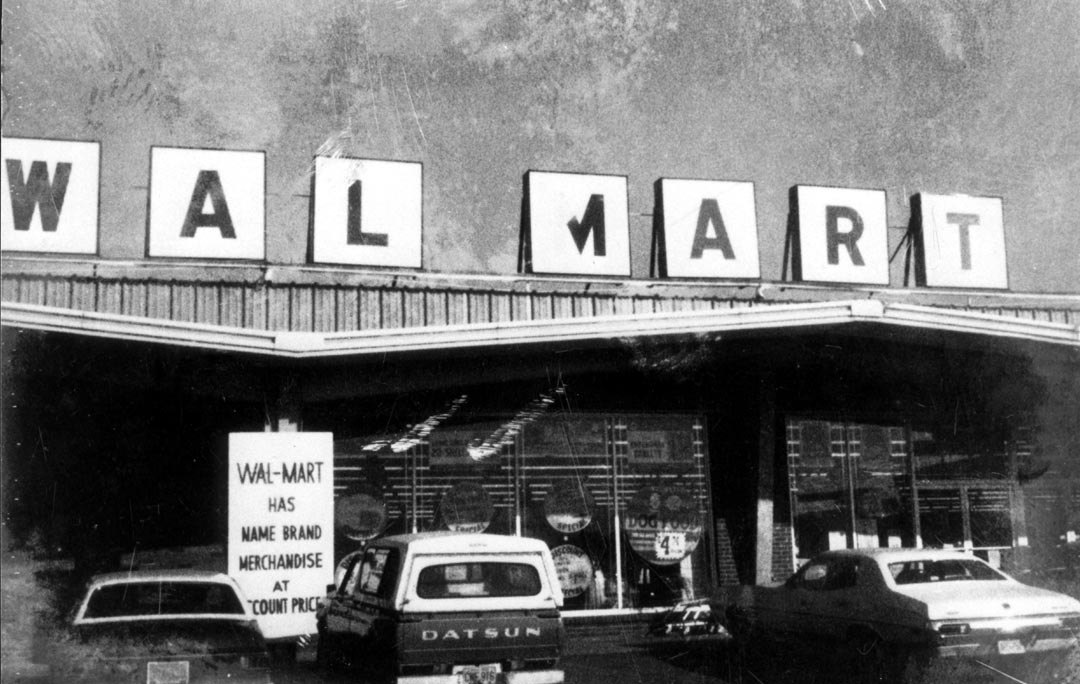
[622,486,703,565]
[439,481,494,533]
[335,486,388,542]
[544,480,595,534]
[550,544,594,598]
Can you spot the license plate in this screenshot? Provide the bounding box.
[147,660,189,684]
[453,663,501,684]
[997,640,1026,655]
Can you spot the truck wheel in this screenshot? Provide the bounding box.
[316,630,340,672]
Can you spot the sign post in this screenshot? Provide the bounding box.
[228,432,334,640]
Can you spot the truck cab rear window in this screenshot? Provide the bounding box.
[346,547,400,600]
[416,562,541,598]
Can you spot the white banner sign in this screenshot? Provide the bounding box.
[228,432,334,640]
[794,185,888,285]
[148,147,265,259]
[524,170,630,276]
[312,156,423,268]
[1,137,100,254]
[916,193,1007,289]
[655,178,760,278]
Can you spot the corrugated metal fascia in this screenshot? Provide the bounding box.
[3,257,1080,331]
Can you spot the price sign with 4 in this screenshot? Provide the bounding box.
[655,532,687,561]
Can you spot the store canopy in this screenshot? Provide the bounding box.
[2,259,1077,357]
[3,297,1076,358]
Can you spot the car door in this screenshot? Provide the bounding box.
[346,546,401,646]
[812,556,863,641]
[324,553,365,635]
[763,559,833,641]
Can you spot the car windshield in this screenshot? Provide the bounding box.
[84,581,246,618]
[416,562,542,599]
[888,559,1007,585]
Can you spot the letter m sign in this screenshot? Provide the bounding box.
[519,170,630,276]
[2,138,100,254]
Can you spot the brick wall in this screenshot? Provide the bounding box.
[714,518,741,586]
[771,521,795,582]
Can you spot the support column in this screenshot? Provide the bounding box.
[265,371,302,432]
[755,376,776,585]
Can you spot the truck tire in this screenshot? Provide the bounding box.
[316,630,341,672]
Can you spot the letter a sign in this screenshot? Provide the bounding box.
[2,137,100,254]
[521,170,630,276]
[148,146,265,259]
[653,178,760,279]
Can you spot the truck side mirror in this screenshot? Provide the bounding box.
[326,583,336,594]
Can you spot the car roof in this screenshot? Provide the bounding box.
[814,547,989,564]
[370,531,552,555]
[87,569,238,586]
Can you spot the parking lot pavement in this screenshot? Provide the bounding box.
[269,645,734,684]
[268,641,1078,684]
[568,648,733,684]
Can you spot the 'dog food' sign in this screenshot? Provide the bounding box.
[623,486,703,565]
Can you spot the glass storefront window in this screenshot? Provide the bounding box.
[968,488,1013,548]
[917,485,1014,550]
[787,417,1017,561]
[333,405,712,612]
[917,488,966,548]
[788,418,914,561]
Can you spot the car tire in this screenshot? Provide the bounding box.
[848,632,924,684]
[848,631,889,683]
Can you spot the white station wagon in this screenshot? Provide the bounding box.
[721,548,1080,678]
[71,569,272,683]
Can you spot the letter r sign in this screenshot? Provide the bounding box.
[914,193,1007,289]
[792,185,889,285]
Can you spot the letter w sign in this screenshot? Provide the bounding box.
[2,137,100,254]
[521,170,630,276]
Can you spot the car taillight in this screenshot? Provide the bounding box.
[929,621,971,636]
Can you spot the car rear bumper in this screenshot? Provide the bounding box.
[399,671,564,684]
[934,631,1078,658]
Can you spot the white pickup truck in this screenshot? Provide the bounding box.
[316,532,566,684]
